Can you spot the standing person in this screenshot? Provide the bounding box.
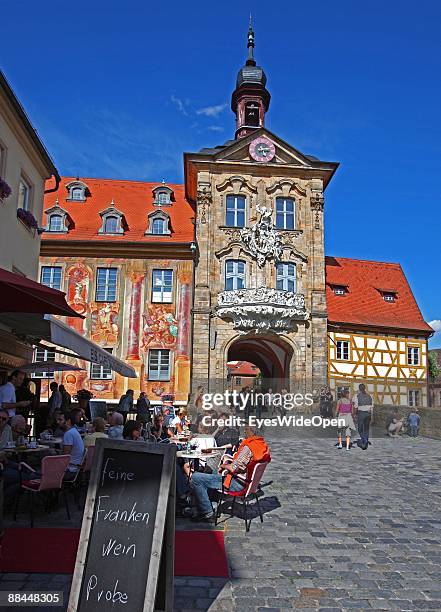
[48,382,62,419]
[0,370,31,418]
[59,385,71,411]
[15,378,35,419]
[354,383,374,450]
[265,387,274,416]
[320,387,334,418]
[56,411,85,480]
[407,408,421,437]
[136,392,151,424]
[335,390,356,450]
[118,389,134,423]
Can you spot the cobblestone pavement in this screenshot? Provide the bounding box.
[2,429,441,611]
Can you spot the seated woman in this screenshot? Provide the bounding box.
[151,414,172,441]
[84,417,108,447]
[123,420,142,441]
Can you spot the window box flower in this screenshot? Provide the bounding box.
[0,178,12,202]
[17,207,39,230]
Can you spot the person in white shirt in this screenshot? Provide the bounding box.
[171,408,190,433]
[0,408,13,449]
[55,410,85,480]
[0,370,31,418]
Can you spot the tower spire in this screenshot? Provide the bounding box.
[246,15,256,66]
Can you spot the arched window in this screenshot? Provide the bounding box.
[276,262,296,292]
[152,217,166,234]
[48,214,63,232]
[104,215,119,234]
[275,197,295,230]
[225,259,246,291]
[226,195,246,228]
[245,102,260,127]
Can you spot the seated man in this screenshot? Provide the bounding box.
[56,411,85,480]
[107,411,124,439]
[386,408,404,437]
[10,415,31,443]
[190,425,270,522]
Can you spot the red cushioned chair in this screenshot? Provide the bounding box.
[215,460,270,532]
[14,454,71,528]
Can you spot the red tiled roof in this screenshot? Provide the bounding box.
[42,177,194,243]
[325,256,432,334]
[227,361,260,376]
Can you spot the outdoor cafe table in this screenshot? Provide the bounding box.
[37,437,63,448]
[4,445,49,461]
[176,449,221,483]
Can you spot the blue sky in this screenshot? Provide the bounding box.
[2,0,441,345]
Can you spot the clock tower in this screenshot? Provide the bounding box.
[232,21,271,140]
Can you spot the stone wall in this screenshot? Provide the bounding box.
[372,404,441,440]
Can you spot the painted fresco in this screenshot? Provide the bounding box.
[90,302,120,345]
[141,305,178,349]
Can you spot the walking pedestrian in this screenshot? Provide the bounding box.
[354,384,374,450]
[319,386,334,418]
[335,390,356,450]
[118,389,134,423]
[407,408,420,437]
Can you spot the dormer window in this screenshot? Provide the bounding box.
[331,285,348,296]
[98,201,127,235]
[49,214,63,232]
[383,293,396,303]
[377,288,397,303]
[146,210,171,235]
[152,184,174,206]
[44,200,71,233]
[66,180,89,202]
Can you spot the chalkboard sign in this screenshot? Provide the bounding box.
[89,400,108,421]
[68,439,175,612]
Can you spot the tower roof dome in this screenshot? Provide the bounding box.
[235,21,267,88]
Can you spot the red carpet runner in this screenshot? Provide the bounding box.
[0,528,229,577]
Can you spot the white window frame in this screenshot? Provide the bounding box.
[152,217,166,234]
[18,176,32,211]
[408,389,419,407]
[48,214,64,232]
[148,349,171,381]
[336,340,350,361]
[407,346,420,366]
[32,348,56,379]
[90,348,113,380]
[225,259,246,291]
[333,286,346,296]
[103,215,120,234]
[151,269,173,303]
[276,262,296,292]
[225,195,246,228]
[96,268,118,302]
[40,266,63,290]
[383,293,396,303]
[275,197,295,230]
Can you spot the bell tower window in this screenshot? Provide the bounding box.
[245,102,260,127]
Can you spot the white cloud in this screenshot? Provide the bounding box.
[170,95,188,116]
[429,320,441,333]
[196,103,227,118]
[207,125,224,132]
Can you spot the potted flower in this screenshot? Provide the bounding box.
[17,207,39,230]
[0,178,11,202]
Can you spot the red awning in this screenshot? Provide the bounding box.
[0,267,82,318]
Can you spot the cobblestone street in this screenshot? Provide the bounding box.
[2,429,441,611]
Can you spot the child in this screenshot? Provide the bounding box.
[407,409,420,437]
[336,390,356,450]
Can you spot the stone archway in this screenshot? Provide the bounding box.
[227,334,294,391]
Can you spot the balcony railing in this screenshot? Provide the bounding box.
[216,287,307,334]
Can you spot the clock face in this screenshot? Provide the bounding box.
[249,137,276,162]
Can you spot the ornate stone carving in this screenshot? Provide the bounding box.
[240,205,282,267]
[197,187,212,224]
[310,192,324,229]
[216,287,308,334]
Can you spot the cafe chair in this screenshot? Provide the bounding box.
[63,447,88,509]
[82,445,95,474]
[215,461,270,533]
[14,454,71,528]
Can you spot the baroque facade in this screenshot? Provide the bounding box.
[38,26,432,405]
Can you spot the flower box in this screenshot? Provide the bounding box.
[17,208,39,230]
[0,178,12,202]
